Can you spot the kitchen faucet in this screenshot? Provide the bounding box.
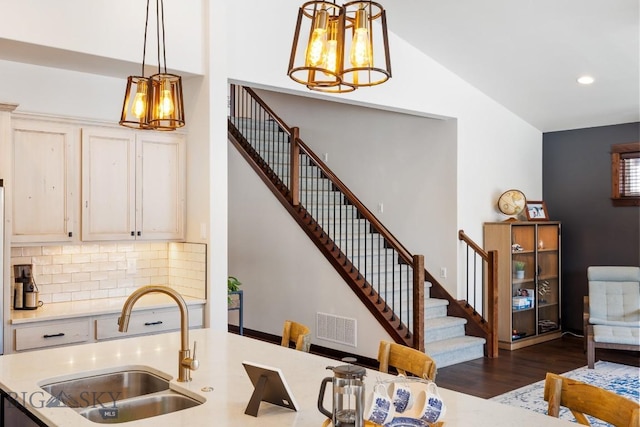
[118,285,199,382]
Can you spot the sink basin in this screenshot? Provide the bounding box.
[41,369,170,408]
[78,391,202,424]
[40,367,204,423]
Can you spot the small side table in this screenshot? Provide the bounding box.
[228,290,244,336]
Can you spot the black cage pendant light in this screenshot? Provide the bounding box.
[120,0,185,131]
[287,0,391,93]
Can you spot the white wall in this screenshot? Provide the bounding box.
[0,0,203,74]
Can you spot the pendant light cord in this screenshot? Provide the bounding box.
[141,0,151,76]
[160,0,168,74]
[155,0,168,75]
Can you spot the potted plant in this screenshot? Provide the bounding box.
[227,276,242,305]
[514,261,526,279]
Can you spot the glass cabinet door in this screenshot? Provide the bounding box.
[511,224,536,339]
[536,224,560,334]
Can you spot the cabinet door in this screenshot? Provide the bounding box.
[81,127,136,241]
[136,133,185,240]
[12,119,78,243]
[511,224,537,338]
[536,224,560,334]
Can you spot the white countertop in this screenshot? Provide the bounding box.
[0,329,575,426]
[11,295,206,324]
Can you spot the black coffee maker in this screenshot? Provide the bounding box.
[14,264,40,310]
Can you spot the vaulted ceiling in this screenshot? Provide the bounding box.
[385,0,639,132]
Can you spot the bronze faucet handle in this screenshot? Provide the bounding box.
[183,341,200,371]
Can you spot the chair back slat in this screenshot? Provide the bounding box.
[281,320,311,352]
[377,340,437,381]
[544,372,640,427]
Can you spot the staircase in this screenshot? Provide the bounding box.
[228,87,488,368]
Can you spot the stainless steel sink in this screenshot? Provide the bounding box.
[41,369,170,408]
[40,367,204,423]
[78,392,202,424]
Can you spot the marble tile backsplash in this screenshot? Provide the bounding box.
[10,242,206,305]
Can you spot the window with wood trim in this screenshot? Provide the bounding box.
[611,142,640,206]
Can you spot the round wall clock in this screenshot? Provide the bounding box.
[497,189,526,217]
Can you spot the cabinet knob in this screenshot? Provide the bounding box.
[131,231,135,236]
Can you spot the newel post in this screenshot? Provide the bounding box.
[290,127,300,207]
[487,249,499,358]
[413,254,425,352]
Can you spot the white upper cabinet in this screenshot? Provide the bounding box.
[81,127,136,241]
[136,132,186,240]
[11,119,79,243]
[81,127,185,241]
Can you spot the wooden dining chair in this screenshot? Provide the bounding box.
[377,340,437,381]
[281,320,311,352]
[543,372,640,427]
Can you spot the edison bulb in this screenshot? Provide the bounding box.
[132,81,148,119]
[305,9,329,67]
[325,39,338,73]
[324,19,339,74]
[350,8,371,67]
[158,79,174,118]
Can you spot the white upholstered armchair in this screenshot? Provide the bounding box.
[584,266,640,368]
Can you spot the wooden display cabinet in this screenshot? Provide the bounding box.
[484,221,562,350]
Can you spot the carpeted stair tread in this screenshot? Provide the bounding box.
[424,298,448,319]
[424,298,447,308]
[426,336,486,368]
[426,335,486,354]
[425,316,467,329]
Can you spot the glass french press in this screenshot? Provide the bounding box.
[317,358,366,427]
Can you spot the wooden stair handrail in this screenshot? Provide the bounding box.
[293,137,413,265]
[241,85,413,266]
[241,86,293,135]
[459,230,489,261]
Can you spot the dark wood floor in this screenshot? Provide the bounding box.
[434,333,640,399]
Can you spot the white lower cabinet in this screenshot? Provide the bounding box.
[96,306,204,340]
[14,319,91,351]
[10,305,204,353]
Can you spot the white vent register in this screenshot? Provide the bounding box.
[316,312,357,347]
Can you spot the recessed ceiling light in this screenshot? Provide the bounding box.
[577,75,595,85]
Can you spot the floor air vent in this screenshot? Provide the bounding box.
[316,312,357,347]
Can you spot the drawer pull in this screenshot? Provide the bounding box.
[43,333,65,338]
[144,321,163,326]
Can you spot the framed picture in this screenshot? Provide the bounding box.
[525,201,549,221]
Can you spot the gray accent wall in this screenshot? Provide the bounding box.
[543,122,640,332]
